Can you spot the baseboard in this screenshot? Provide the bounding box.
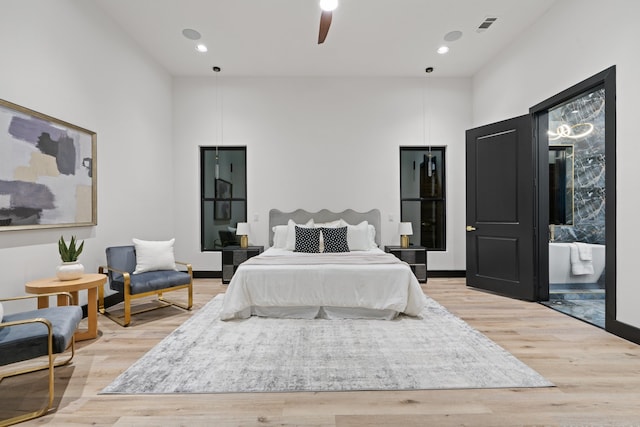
[194,271,222,279]
[81,293,123,319]
[607,318,640,346]
[428,270,466,278]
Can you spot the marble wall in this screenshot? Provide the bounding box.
[550,88,606,244]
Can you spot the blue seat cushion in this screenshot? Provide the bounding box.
[110,270,191,295]
[0,305,82,366]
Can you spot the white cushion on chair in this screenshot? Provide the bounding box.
[132,238,177,274]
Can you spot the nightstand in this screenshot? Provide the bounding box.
[222,246,263,284]
[385,246,428,283]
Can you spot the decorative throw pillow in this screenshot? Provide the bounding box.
[294,226,321,253]
[321,226,350,253]
[132,238,177,274]
[285,219,314,250]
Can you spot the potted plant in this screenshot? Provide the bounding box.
[56,235,85,281]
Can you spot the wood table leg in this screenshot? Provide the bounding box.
[57,292,72,307]
[74,286,98,341]
[37,296,49,309]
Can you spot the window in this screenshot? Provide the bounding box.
[200,147,247,251]
[400,146,446,250]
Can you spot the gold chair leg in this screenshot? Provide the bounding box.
[158,284,193,311]
[98,283,105,314]
[0,335,75,426]
[99,283,192,327]
[123,291,131,327]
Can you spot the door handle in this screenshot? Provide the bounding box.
[466,226,477,232]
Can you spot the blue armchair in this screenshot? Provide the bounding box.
[0,292,82,425]
[98,245,193,326]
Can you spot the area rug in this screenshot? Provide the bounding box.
[101,294,553,394]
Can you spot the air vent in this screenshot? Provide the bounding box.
[477,16,498,33]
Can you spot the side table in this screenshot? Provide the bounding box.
[222,246,263,284]
[25,273,107,341]
[385,245,428,283]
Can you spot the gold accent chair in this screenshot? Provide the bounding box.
[0,292,82,426]
[98,245,193,327]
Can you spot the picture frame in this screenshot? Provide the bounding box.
[0,98,97,230]
[214,178,232,220]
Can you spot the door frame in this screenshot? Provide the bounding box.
[530,67,630,339]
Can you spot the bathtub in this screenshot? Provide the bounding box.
[549,242,605,284]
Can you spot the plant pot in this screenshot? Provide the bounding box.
[56,261,85,281]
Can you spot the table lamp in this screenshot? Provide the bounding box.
[236,222,250,248]
[398,222,413,249]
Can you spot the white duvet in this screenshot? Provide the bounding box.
[220,247,427,320]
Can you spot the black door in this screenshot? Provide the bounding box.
[466,115,536,301]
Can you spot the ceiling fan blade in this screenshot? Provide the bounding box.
[318,10,332,44]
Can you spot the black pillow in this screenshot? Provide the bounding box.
[321,226,350,253]
[294,226,321,253]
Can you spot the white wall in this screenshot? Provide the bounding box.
[173,77,471,272]
[472,0,640,328]
[0,0,174,310]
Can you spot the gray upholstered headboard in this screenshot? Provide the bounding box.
[269,208,381,247]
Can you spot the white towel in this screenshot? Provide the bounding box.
[570,243,594,275]
[574,242,593,261]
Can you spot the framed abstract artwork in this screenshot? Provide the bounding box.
[0,98,97,230]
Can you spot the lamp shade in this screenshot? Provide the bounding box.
[398,222,413,236]
[236,222,250,236]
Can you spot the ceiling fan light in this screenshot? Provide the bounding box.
[319,0,338,12]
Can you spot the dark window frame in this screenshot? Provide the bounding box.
[400,146,446,251]
[200,146,247,251]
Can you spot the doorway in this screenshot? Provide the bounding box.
[531,67,616,330]
[537,87,606,327]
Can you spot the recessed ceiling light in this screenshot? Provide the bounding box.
[182,28,201,40]
[437,46,450,54]
[444,30,463,42]
[196,44,208,53]
[319,0,338,12]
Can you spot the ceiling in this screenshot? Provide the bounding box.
[95,0,557,78]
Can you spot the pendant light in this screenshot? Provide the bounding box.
[423,67,434,177]
[213,66,222,179]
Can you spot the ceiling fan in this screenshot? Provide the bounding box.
[318,0,338,44]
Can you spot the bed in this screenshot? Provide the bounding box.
[220,208,427,320]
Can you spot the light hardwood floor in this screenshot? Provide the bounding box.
[2,278,640,426]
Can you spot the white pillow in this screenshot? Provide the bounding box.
[285,219,314,251]
[344,220,371,251]
[368,224,378,248]
[272,225,288,248]
[132,238,177,274]
[0,301,3,323]
[314,220,342,229]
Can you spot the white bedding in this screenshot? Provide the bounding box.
[220,247,427,320]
